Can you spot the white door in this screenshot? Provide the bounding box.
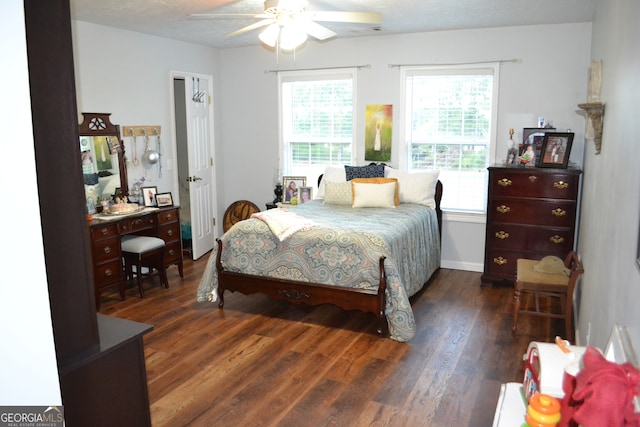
[182,75,216,259]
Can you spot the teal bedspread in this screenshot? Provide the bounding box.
[196,201,440,342]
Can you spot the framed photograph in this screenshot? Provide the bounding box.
[522,127,556,164]
[142,186,158,207]
[156,192,174,207]
[298,187,312,204]
[538,132,574,168]
[282,176,306,204]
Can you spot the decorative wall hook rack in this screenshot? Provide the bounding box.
[122,126,161,137]
[578,102,604,154]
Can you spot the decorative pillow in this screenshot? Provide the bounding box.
[345,164,385,181]
[351,177,400,206]
[316,165,347,199]
[385,168,440,208]
[323,181,353,205]
[352,181,396,208]
[534,256,570,276]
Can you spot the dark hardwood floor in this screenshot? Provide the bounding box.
[98,254,563,427]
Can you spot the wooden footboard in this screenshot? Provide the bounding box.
[215,239,389,336]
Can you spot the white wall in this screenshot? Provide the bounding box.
[71,21,226,229]
[576,0,640,349]
[218,23,592,271]
[0,0,62,405]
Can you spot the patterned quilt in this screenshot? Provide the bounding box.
[196,201,440,342]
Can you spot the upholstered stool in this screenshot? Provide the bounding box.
[121,235,169,298]
[512,252,584,342]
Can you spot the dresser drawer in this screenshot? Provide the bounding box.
[94,259,123,286]
[157,208,179,225]
[91,223,118,241]
[488,198,577,227]
[157,222,180,243]
[484,248,562,279]
[490,171,579,200]
[120,215,156,234]
[164,240,183,264]
[487,224,574,253]
[92,237,121,263]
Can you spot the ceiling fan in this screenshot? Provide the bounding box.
[191,0,382,50]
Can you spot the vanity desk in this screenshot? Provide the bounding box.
[89,206,183,308]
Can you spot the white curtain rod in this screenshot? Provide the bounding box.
[388,58,520,68]
[265,64,371,74]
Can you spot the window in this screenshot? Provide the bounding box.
[401,65,499,213]
[279,70,356,187]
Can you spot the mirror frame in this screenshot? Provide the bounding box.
[78,112,128,198]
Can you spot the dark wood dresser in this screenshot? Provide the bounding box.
[89,206,183,307]
[481,165,582,285]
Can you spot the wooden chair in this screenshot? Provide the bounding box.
[512,252,584,342]
[223,200,260,232]
[121,235,169,298]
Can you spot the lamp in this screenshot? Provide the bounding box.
[258,21,307,51]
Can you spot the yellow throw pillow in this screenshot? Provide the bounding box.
[350,177,400,206]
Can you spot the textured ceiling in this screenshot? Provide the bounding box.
[70,0,597,49]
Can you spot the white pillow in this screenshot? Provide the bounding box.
[352,182,396,208]
[385,168,440,208]
[323,181,353,205]
[316,166,346,199]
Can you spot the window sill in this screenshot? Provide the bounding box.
[442,210,486,224]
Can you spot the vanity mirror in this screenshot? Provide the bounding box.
[79,113,128,212]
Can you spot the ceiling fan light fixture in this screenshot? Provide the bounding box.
[259,23,280,47]
[279,24,307,50]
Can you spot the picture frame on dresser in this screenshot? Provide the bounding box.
[156,192,174,207]
[538,132,574,168]
[523,127,556,163]
[142,186,158,207]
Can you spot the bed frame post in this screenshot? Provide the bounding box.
[215,238,225,309]
[376,256,389,336]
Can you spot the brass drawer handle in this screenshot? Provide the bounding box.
[167,229,173,236]
[495,231,509,240]
[552,208,567,217]
[529,176,537,182]
[496,205,511,214]
[100,227,109,236]
[103,246,111,254]
[550,235,565,244]
[497,178,512,187]
[133,219,143,225]
[554,181,568,189]
[493,257,507,266]
[168,249,175,256]
[166,214,173,220]
[104,268,112,277]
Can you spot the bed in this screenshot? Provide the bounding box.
[197,166,442,342]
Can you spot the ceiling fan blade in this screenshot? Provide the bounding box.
[304,21,337,41]
[190,13,272,19]
[303,11,382,25]
[225,19,276,38]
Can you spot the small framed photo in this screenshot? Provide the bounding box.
[299,187,312,204]
[156,192,174,207]
[142,186,158,207]
[282,176,306,204]
[523,127,556,164]
[538,132,574,168]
